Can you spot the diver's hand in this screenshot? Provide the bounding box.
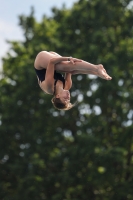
[68,57,82,64]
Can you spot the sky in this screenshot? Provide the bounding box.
[0,0,77,68]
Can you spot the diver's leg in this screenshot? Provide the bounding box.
[55,61,112,80]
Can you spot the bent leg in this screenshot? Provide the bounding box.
[55,60,112,80]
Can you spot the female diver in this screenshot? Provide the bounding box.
[34,51,112,110]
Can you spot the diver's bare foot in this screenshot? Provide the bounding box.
[97,64,112,80]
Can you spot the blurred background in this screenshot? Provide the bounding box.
[0,0,133,199]
[0,0,77,68]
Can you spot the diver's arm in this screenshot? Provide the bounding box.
[43,59,56,94]
[64,73,72,90]
[51,57,82,65]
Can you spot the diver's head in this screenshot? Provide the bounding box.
[51,90,75,110]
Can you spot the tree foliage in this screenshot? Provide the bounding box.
[1,0,133,199]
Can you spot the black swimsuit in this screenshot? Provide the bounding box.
[34,68,65,94]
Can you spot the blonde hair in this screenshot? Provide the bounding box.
[51,97,77,111]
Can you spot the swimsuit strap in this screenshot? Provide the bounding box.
[62,79,65,89]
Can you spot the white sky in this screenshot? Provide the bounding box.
[0,0,77,68]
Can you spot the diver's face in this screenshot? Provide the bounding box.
[56,90,70,103]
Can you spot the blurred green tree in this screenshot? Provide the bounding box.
[0,0,133,200]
